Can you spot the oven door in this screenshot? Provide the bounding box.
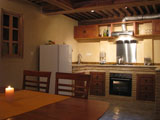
[110,78,132,96]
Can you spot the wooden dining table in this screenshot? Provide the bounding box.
[0,89,109,120]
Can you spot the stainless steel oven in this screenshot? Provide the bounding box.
[109,73,132,96]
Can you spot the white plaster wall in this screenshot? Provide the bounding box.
[0,0,78,88]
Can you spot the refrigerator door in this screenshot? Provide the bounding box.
[58,45,72,96]
[58,45,72,73]
[40,45,59,94]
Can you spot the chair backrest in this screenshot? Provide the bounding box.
[23,70,51,93]
[55,72,90,99]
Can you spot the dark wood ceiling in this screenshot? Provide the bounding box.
[25,0,160,25]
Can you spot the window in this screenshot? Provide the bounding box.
[1,9,23,57]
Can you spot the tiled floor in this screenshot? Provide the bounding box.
[89,95,158,120]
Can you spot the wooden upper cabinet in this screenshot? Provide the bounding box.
[74,25,99,39]
[74,19,160,40]
[152,19,160,35]
[134,20,153,37]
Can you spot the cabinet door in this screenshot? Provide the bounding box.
[90,72,105,96]
[91,72,105,81]
[137,74,155,101]
[74,25,98,39]
[74,25,86,38]
[152,20,160,35]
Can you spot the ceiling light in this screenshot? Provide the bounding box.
[91,10,95,13]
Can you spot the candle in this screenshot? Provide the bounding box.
[5,86,14,102]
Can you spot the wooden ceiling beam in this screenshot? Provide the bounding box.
[112,9,121,17]
[79,17,122,25]
[69,13,84,21]
[73,0,145,8]
[127,3,154,15]
[119,8,127,16]
[104,9,119,18]
[121,8,132,16]
[43,0,73,10]
[84,12,98,19]
[103,10,113,17]
[128,6,137,15]
[65,14,79,20]
[45,0,160,15]
[72,0,113,8]
[114,8,125,17]
[106,9,118,18]
[88,12,102,19]
[80,12,96,19]
[21,0,43,7]
[114,0,140,4]
[95,11,108,18]
[101,10,112,17]
[152,4,158,13]
[76,13,91,20]
[137,6,144,15]
[144,5,150,14]
[28,0,42,4]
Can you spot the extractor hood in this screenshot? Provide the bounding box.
[112,31,133,36]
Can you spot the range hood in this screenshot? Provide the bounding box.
[112,14,160,36]
[112,31,133,36]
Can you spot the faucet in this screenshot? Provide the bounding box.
[78,53,82,64]
[117,56,124,64]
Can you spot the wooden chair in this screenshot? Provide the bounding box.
[55,72,90,99]
[23,70,51,93]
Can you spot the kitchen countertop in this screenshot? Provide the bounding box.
[72,64,160,69]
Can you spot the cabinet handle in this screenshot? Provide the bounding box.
[96,76,99,80]
[96,83,99,86]
[145,95,148,98]
[83,30,86,33]
[150,80,153,83]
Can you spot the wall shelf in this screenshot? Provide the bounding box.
[76,36,116,42]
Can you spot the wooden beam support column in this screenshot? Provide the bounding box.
[43,0,73,10]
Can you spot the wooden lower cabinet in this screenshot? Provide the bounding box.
[136,74,155,101]
[90,72,105,96]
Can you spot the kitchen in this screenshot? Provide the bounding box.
[0,0,160,120]
[73,17,159,100]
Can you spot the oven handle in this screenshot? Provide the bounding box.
[110,78,131,81]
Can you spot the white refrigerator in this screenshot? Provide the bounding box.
[39,45,72,94]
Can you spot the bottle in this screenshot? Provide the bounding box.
[106,28,109,37]
[108,27,111,37]
[103,29,106,37]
